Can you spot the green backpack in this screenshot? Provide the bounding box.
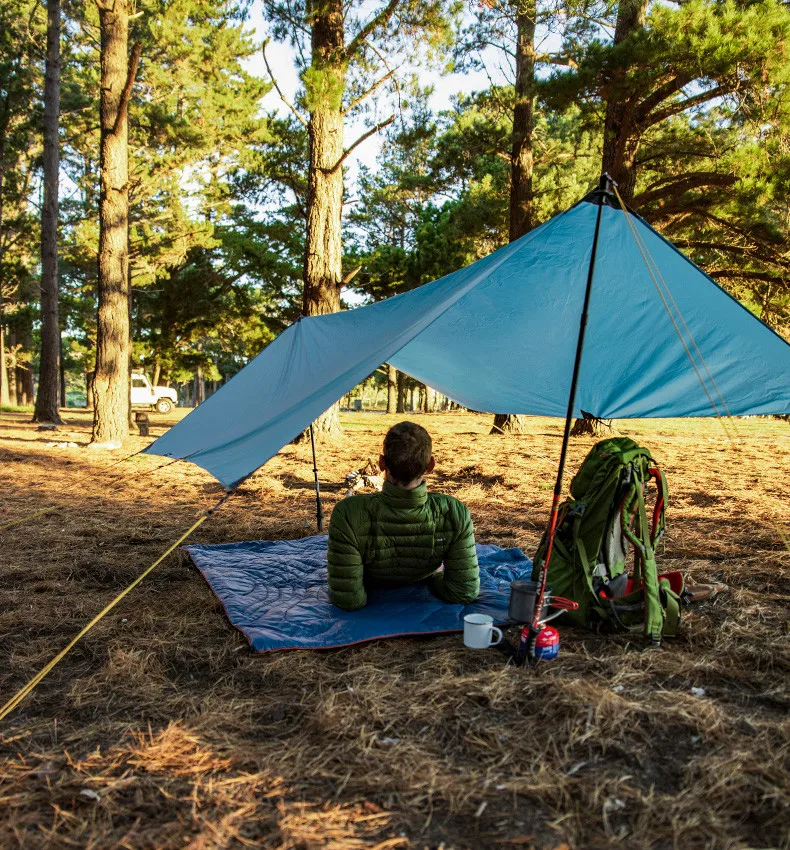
[531,437,684,644]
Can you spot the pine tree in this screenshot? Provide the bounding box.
[0,0,41,407]
[59,0,271,425]
[543,0,790,203]
[33,0,63,424]
[90,0,140,445]
[262,0,459,435]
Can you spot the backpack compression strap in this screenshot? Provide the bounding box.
[620,464,665,644]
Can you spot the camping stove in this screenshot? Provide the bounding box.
[518,624,561,663]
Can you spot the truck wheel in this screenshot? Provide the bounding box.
[155,398,173,414]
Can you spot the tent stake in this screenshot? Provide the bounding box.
[528,173,612,662]
[309,423,324,532]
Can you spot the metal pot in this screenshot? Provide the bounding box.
[508,580,552,623]
[509,580,580,625]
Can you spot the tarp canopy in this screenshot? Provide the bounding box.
[144,193,790,489]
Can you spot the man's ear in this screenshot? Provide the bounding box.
[379,454,387,473]
[426,456,436,474]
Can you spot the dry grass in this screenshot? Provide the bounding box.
[1,408,789,850]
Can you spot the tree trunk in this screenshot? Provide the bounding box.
[152,359,161,388]
[508,0,536,242]
[59,335,66,406]
[492,2,536,437]
[396,370,406,414]
[386,363,397,413]
[7,329,16,403]
[17,320,34,405]
[569,412,613,437]
[0,320,8,407]
[33,0,63,424]
[85,370,94,408]
[422,385,432,413]
[91,7,140,446]
[194,363,205,407]
[491,413,530,435]
[301,0,345,437]
[600,0,649,204]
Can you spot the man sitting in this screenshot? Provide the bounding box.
[327,421,480,611]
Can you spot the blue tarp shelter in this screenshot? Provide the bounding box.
[144,191,790,490]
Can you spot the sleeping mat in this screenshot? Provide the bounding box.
[184,535,532,652]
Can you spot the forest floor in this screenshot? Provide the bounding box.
[0,408,789,850]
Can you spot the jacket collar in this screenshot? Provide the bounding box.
[381,479,428,507]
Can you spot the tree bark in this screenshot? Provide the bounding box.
[396,370,406,414]
[491,412,530,435]
[59,338,66,406]
[508,0,536,242]
[194,363,205,406]
[600,0,649,203]
[422,384,432,413]
[0,322,11,407]
[302,0,345,437]
[386,363,397,413]
[0,318,8,407]
[8,330,17,402]
[569,412,613,437]
[33,0,63,424]
[91,2,140,445]
[17,320,34,405]
[492,0,536,437]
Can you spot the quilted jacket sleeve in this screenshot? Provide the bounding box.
[428,500,480,605]
[327,501,367,610]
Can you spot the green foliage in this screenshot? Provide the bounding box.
[302,65,346,112]
[0,0,43,338]
[535,0,790,332]
[263,0,462,122]
[56,0,307,388]
[349,85,601,304]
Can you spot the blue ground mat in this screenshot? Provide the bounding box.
[184,535,532,652]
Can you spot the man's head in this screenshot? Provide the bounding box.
[380,421,436,488]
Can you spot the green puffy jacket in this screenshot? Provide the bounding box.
[327,480,480,610]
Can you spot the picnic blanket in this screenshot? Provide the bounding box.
[184,535,531,652]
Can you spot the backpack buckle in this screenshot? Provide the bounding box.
[570,502,586,517]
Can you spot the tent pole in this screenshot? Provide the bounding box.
[528,173,611,662]
[309,423,325,532]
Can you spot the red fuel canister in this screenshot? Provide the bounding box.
[534,625,560,660]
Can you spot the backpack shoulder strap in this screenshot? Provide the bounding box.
[634,474,663,644]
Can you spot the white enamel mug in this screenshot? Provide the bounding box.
[463,613,503,649]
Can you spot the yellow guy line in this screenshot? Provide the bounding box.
[612,184,736,439]
[0,494,230,723]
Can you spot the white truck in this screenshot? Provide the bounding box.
[131,373,177,414]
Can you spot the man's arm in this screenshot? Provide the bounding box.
[327,502,367,610]
[428,501,480,604]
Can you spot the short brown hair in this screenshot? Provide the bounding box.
[383,421,432,484]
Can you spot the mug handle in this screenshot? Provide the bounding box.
[489,627,503,646]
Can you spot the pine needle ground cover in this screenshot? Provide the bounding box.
[1,410,788,850]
